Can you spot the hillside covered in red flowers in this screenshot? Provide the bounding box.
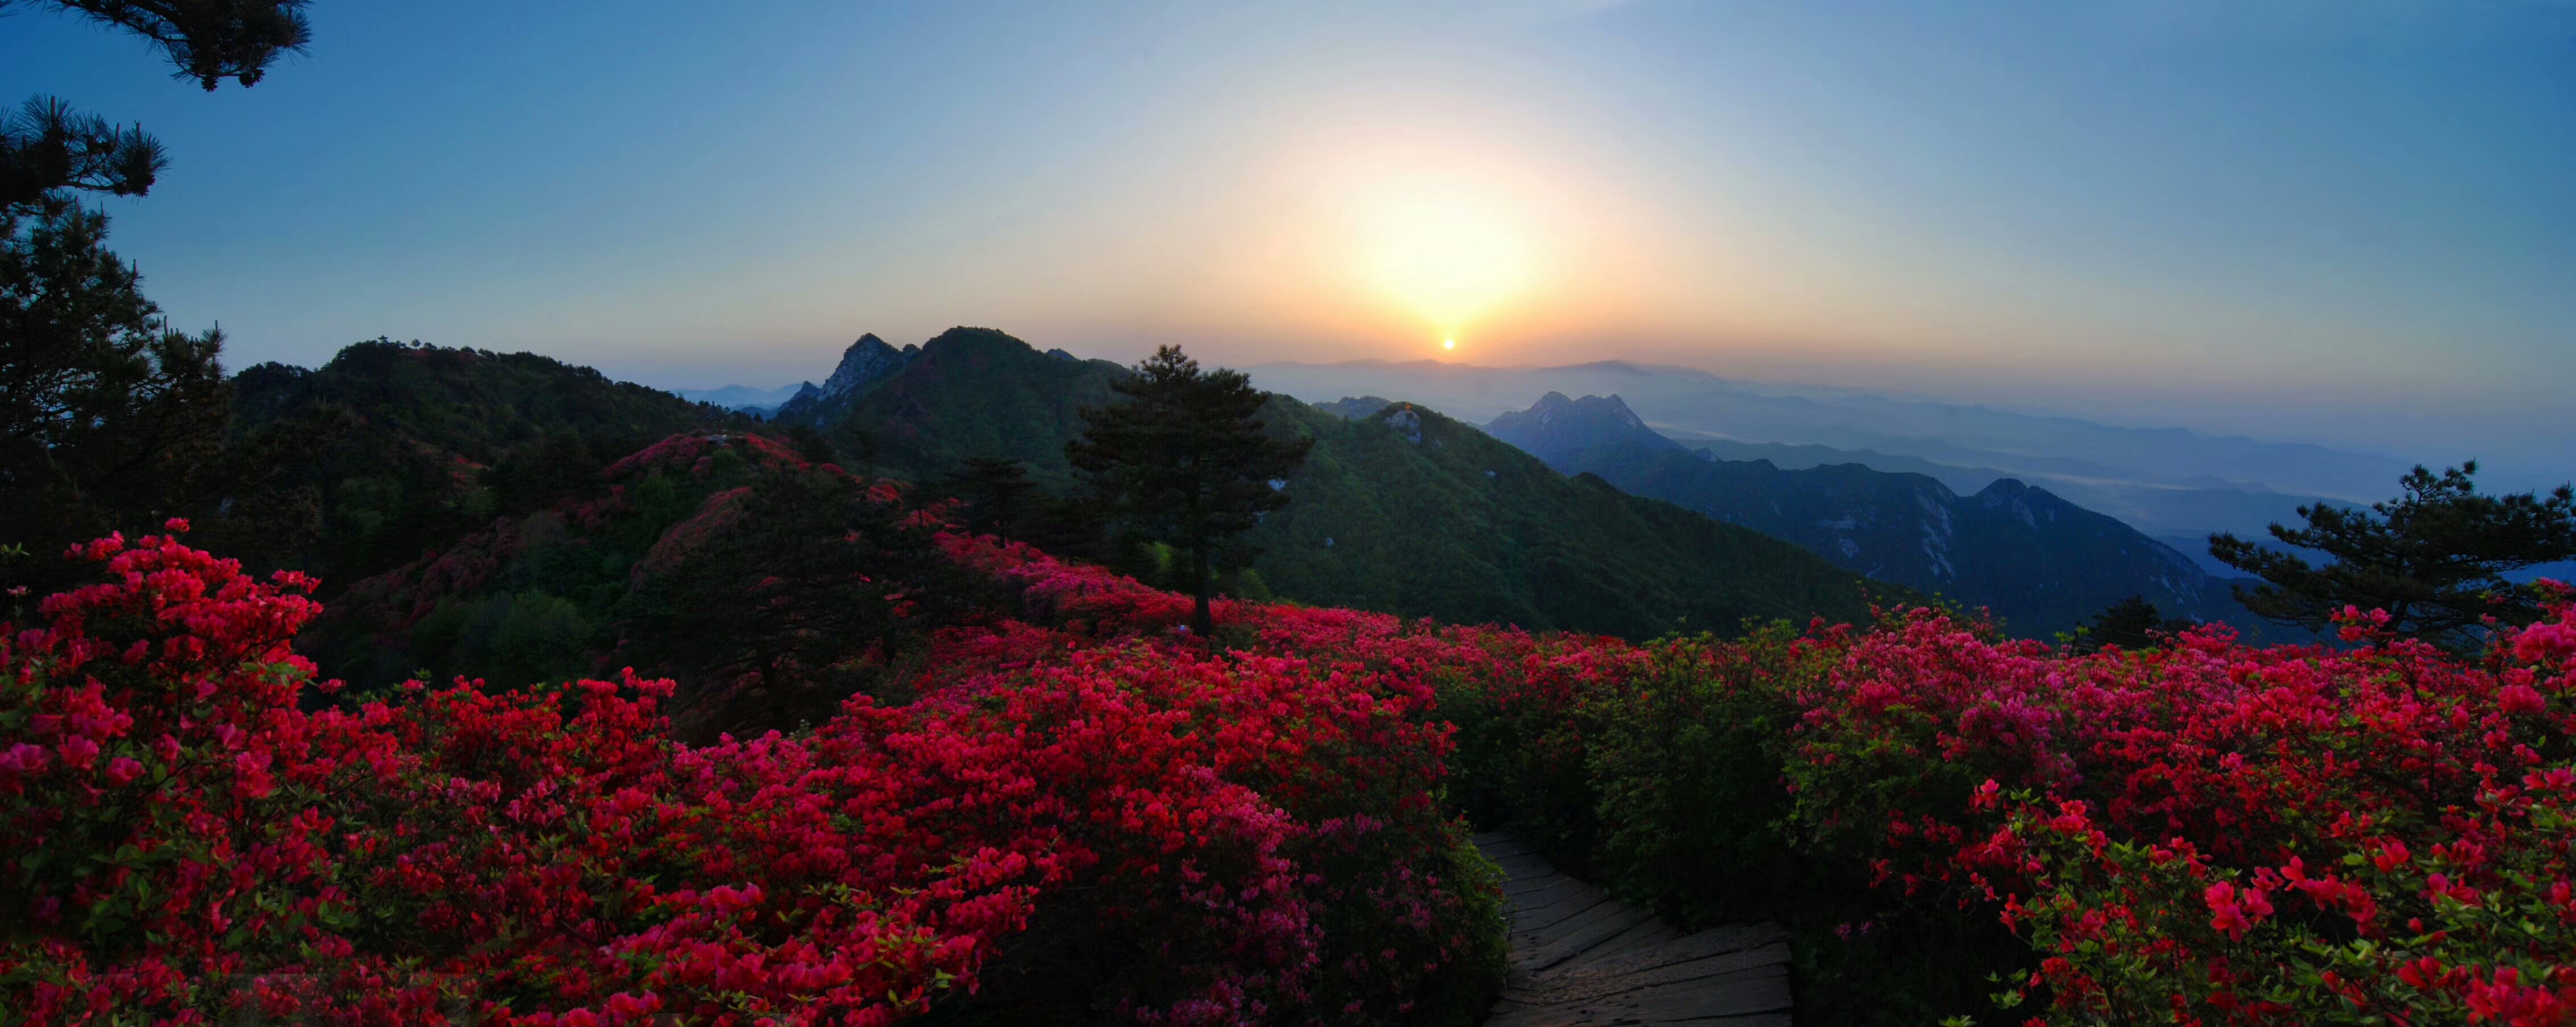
[7,432,2576,1026]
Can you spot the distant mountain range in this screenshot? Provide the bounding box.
[1483,392,2264,638]
[758,328,1888,639]
[1246,359,2413,577]
[1249,358,2417,502]
[673,382,809,413]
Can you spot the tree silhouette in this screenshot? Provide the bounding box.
[0,198,227,590]
[1068,346,1310,636]
[0,1,310,213]
[2071,594,2192,654]
[942,455,1038,543]
[0,0,307,586]
[2211,462,2576,652]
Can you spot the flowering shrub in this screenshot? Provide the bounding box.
[1973,605,2576,1024]
[2,522,1508,1024]
[40,452,2562,1025]
[1443,599,2576,1025]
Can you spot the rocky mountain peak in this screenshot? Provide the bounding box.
[1485,392,1681,460]
[818,333,913,401]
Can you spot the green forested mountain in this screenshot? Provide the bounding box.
[780,330,1884,638]
[1240,400,1885,637]
[204,339,745,591]
[774,327,1126,490]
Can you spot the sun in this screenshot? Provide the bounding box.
[1442,338,1457,351]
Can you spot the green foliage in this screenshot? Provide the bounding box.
[2213,461,2576,651]
[0,96,165,214]
[618,465,971,738]
[1434,618,2030,1026]
[775,327,1881,639]
[300,433,982,740]
[826,327,1129,490]
[1069,345,1312,635]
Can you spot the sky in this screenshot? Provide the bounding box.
[6,1,2573,477]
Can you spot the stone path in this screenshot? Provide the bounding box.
[1475,832,1793,1026]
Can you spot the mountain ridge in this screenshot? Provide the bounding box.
[1483,392,2258,636]
[762,330,1889,639]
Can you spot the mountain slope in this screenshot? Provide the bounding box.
[781,327,1127,490]
[1486,392,2250,636]
[214,340,746,591]
[1246,401,1885,638]
[779,330,1884,638]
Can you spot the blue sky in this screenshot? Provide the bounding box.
[5,1,2571,479]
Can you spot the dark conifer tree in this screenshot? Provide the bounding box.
[0,199,227,589]
[0,1,310,213]
[2072,594,2191,653]
[2212,462,2576,652]
[942,455,1037,543]
[1068,346,1311,637]
[1,0,309,586]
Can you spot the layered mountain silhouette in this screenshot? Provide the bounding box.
[1486,392,2253,636]
[764,328,1887,638]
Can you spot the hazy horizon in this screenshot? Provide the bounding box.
[7,0,2570,480]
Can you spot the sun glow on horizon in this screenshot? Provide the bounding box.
[1360,181,1535,334]
[1250,125,1668,363]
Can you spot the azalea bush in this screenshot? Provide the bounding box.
[1441,598,2576,1025]
[0,521,1508,1025]
[24,445,2569,1026]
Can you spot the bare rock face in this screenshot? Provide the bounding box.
[1384,406,1424,443]
[817,334,912,401]
[772,334,917,422]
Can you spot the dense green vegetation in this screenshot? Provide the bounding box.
[291,432,975,742]
[206,339,748,593]
[798,327,1127,489]
[1245,401,1884,638]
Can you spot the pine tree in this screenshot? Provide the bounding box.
[2072,594,2192,653]
[1068,346,1311,636]
[0,199,228,589]
[2211,462,2576,652]
[1,1,310,214]
[942,455,1038,543]
[1,0,309,586]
